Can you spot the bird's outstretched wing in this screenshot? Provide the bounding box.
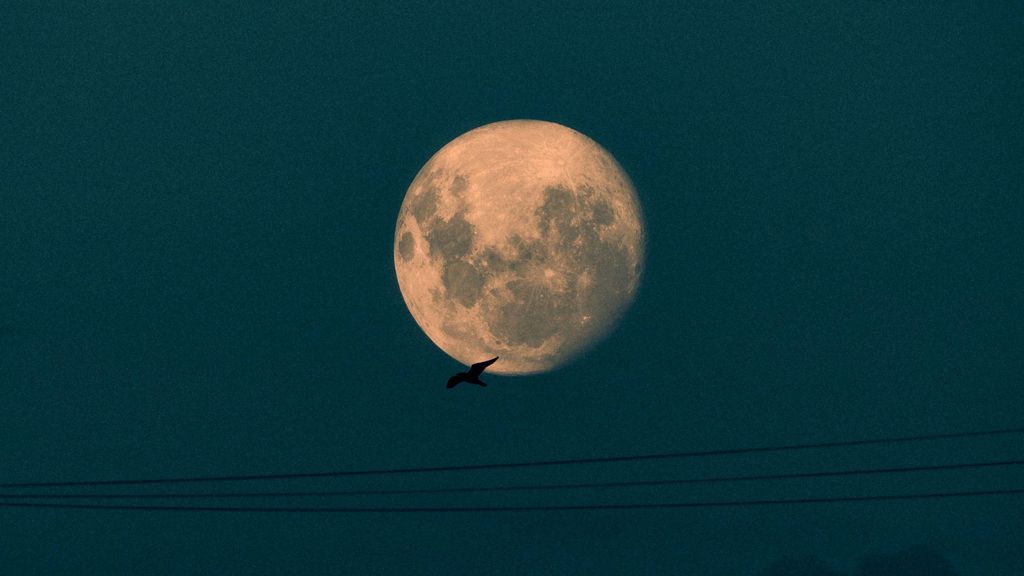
[468,356,498,377]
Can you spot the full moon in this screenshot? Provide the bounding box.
[394,120,645,375]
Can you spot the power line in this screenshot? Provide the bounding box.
[1,488,1021,513]
[0,459,1019,500]
[2,426,1021,489]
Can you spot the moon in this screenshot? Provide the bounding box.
[394,120,644,375]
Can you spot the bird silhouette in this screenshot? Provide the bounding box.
[446,357,498,389]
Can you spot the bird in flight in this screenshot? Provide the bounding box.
[446,357,498,389]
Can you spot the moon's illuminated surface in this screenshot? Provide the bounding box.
[394,120,645,375]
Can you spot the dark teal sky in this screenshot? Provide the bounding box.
[2,2,1022,574]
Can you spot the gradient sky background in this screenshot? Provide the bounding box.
[2,2,1022,574]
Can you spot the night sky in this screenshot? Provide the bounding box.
[2,2,1022,574]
